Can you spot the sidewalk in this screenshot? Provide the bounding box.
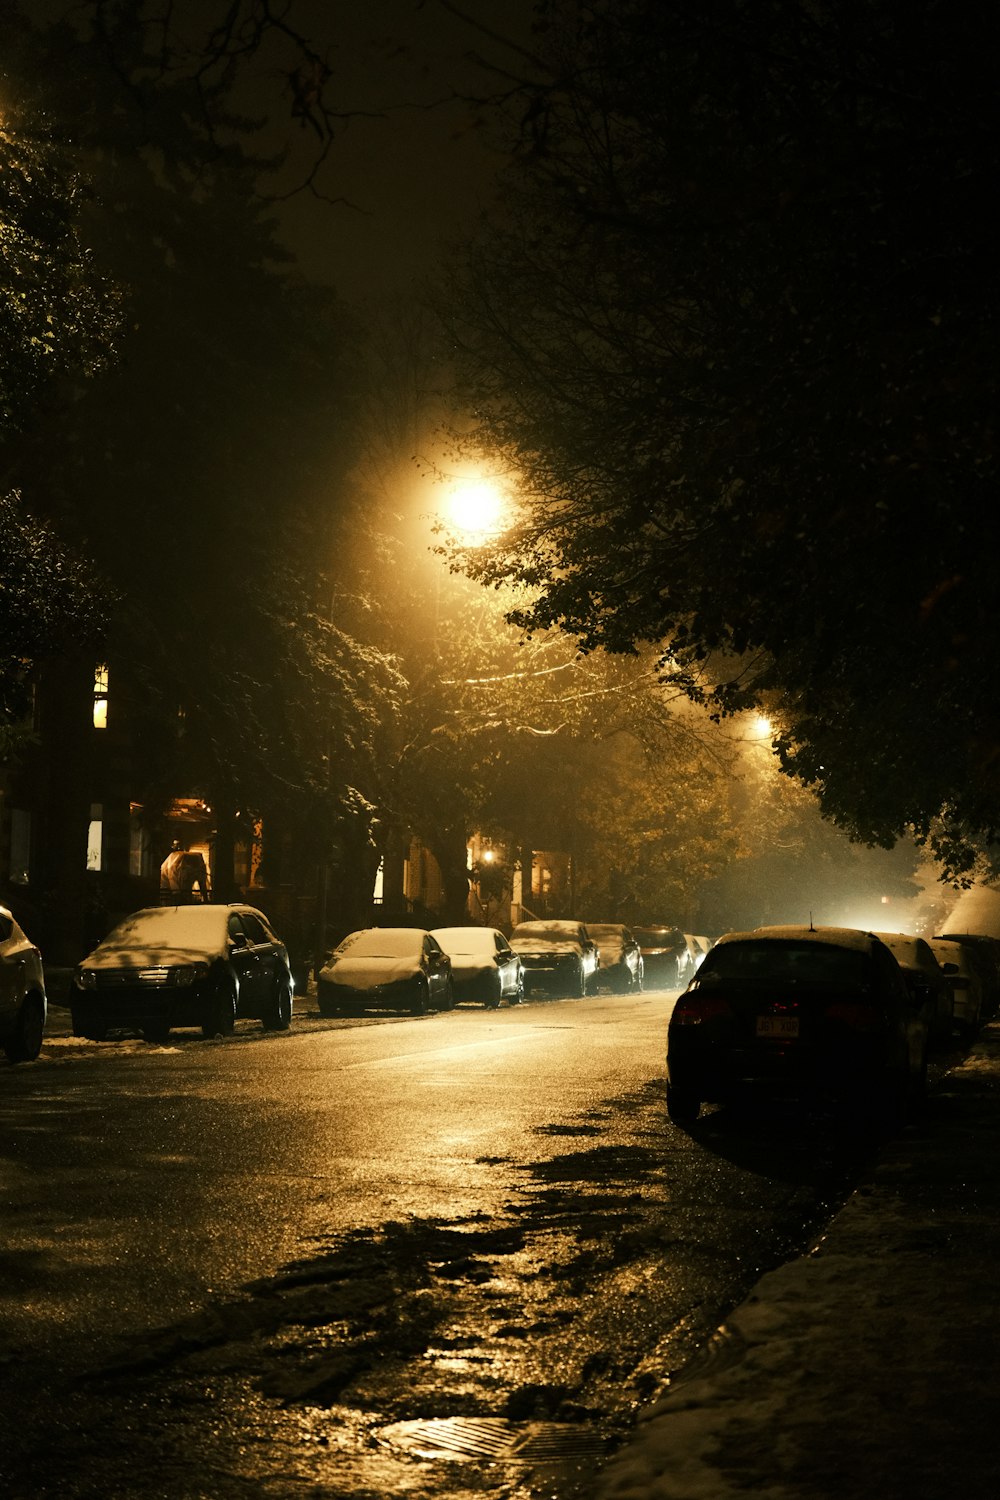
[596,1021,1000,1500]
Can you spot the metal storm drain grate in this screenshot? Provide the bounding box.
[378,1416,613,1465]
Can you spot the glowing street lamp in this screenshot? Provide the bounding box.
[443,478,507,542]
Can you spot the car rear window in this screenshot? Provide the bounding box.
[433,928,494,955]
[700,941,872,985]
[341,929,422,958]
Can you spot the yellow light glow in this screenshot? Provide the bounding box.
[445,479,505,541]
[753,715,772,738]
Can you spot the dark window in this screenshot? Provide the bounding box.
[239,912,270,946]
[703,941,871,985]
[228,913,250,943]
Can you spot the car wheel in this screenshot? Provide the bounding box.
[203,978,237,1038]
[511,973,524,1005]
[666,1081,701,1126]
[485,975,502,1009]
[576,963,588,998]
[142,1019,171,1044]
[4,995,45,1063]
[411,977,429,1016]
[439,978,456,1012]
[262,978,293,1031]
[635,964,644,993]
[71,1008,107,1042]
[316,986,340,1017]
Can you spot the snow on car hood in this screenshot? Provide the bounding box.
[82,941,217,970]
[448,958,493,980]
[320,955,421,988]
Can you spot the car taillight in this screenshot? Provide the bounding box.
[671,993,733,1025]
[825,1002,880,1032]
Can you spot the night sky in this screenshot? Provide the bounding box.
[265,1,536,304]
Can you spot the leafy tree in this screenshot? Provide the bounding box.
[442,0,998,880]
[1,13,401,957]
[1,91,120,727]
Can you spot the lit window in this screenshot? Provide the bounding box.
[87,804,103,871]
[93,663,109,729]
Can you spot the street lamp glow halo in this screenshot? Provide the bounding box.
[444,478,507,541]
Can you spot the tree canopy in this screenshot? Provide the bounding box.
[442,0,999,879]
[1,7,399,867]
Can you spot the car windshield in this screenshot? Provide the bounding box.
[433,928,495,955]
[635,927,684,949]
[700,940,871,985]
[341,929,422,959]
[99,906,225,950]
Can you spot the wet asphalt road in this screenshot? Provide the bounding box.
[0,988,872,1498]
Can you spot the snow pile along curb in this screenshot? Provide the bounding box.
[596,1025,1000,1500]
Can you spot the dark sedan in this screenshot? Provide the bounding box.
[634,925,688,988]
[584,923,644,993]
[317,928,454,1015]
[431,927,523,1008]
[71,904,293,1042]
[666,925,929,1126]
[509,920,599,998]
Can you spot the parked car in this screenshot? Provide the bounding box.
[686,935,713,970]
[934,931,1000,1020]
[665,925,929,1126]
[509,920,600,998]
[872,931,955,1046]
[317,928,454,1016]
[71,904,293,1042]
[584,923,644,993]
[1,905,47,1063]
[928,937,985,1039]
[431,926,523,1008]
[634,925,689,988]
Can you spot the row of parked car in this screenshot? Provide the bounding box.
[664,923,1000,1127]
[315,919,715,1012]
[3,898,996,1061]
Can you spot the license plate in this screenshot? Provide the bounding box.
[756,1015,799,1038]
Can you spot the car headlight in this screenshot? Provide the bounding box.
[75,969,97,990]
[172,963,210,987]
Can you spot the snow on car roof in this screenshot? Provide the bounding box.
[513,920,583,936]
[338,928,424,957]
[718,925,881,952]
[432,927,497,952]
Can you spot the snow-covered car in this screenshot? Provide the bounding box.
[873,931,954,1045]
[634,925,689,987]
[584,923,644,993]
[928,937,985,1039]
[431,926,523,1008]
[509,919,599,998]
[317,928,454,1016]
[70,904,293,1042]
[1,905,47,1063]
[684,934,713,972]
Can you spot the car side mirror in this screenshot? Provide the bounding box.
[941,962,959,975]
[230,932,249,951]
